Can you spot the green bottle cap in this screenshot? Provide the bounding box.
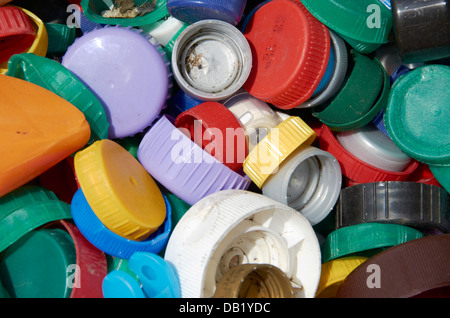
[300,0,392,53]
[321,222,424,263]
[0,186,73,253]
[6,53,110,144]
[385,65,450,165]
[115,135,142,159]
[107,257,140,282]
[429,164,450,193]
[44,23,77,55]
[313,51,385,129]
[0,228,76,298]
[0,280,9,298]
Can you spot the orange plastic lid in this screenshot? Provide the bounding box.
[0,75,91,198]
[243,0,330,109]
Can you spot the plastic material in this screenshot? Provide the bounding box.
[319,124,420,184]
[171,19,252,101]
[44,22,76,55]
[81,0,169,27]
[62,25,171,139]
[243,0,330,109]
[316,256,368,298]
[243,116,317,188]
[262,146,342,225]
[337,234,450,298]
[175,102,248,172]
[0,228,76,298]
[300,0,393,53]
[7,53,110,145]
[296,30,348,108]
[0,75,90,198]
[164,189,322,298]
[167,0,247,26]
[0,6,35,64]
[74,139,166,241]
[336,181,450,233]
[137,115,251,206]
[71,188,172,259]
[129,252,181,298]
[429,164,450,194]
[391,0,450,63]
[336,124,412,172]
[102,270,146,298]
[222,90,283,152]
[321,222,424,263]
[213,264,294,298]
[384,65,450,165]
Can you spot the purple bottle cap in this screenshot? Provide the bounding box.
[137,115,251,206]
[62,25,171,139]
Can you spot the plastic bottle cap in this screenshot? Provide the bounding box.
[296,30,348,109]
[262,146,342,225]
[384,65,450,165]
[407,162,442,187]
[137,115,251,206]
[7,53,110,144]
[337,181,450,234]
[391,0,450,63]
[316,256,368,298]
[0,6,48,74]
[429,164,450,194]
[74,139,166,241]
[0,6,36,64]
[44,22,77,55]
[336,124,412,172]
[171,19,252,101]
[70,188,172,259]
[222,90,283,152]
[174,101,248,172]
[167,0,247,26]
[55,220,108,298]
[166,88,203,117]
[164,189,322,298]
[321,222,424,263]
[337,234,450,298]
[128,252,181,298]
[243,116,317,188]
[140,15,187,47]
[62,25,171,139]
[102,270,146,298]
[0,186,73,253]
[213,264,294,298]
[243,0,330,109]
[318,124,420,184]
[0,228,76,298]
[80,0,170,27]
[0,75,90,198]
[312,51,385,127]
[300,0,393,47]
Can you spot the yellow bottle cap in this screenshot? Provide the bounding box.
[316,256,368,298]
[243,116,316,188]
[74,139,166,241]
[0,6,48,74]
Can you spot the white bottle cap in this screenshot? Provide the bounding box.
[223,90,283,152]
[140,15,187,47]
[336,124,413,172]
[164,189,322,298]
[171,19,252,101]
[262,146,342,225]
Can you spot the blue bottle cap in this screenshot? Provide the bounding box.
[102,270,146,298]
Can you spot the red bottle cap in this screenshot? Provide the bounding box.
[0,6,36,64]
[175,101,248,172]
[243,0,330,110]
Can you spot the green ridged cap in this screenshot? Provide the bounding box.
[321,222,424,263]
[313,51,385,129]
[0,186,73,253]
[300,0,392,53]
[6,53,110,144]
[385,65,450,166]
[0,228,76,298]
[44,23,77,55]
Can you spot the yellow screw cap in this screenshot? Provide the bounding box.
[316,256,368,298]
[243,116,316,188]
[74,139,166,241]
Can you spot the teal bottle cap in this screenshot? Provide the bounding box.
[321,222,424,263]
[429,164,450,193]
[384,65,450,165]
[0,228,76,298]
